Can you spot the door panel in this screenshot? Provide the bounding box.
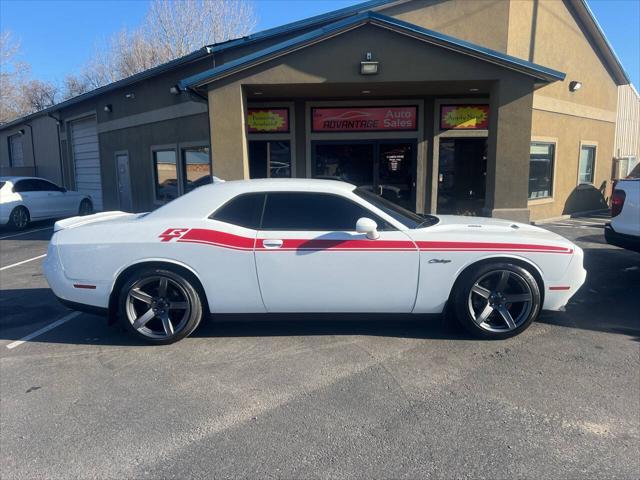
[255,230,419,312]
[253,191,419,313]
[116,153,133,212]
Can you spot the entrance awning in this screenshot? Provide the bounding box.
[179,11,565,90]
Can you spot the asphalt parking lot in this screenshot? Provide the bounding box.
[1,214,638,479]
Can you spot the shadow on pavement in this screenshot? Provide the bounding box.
[0,220,55,240]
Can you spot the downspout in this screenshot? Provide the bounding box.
[47,113,65,186]
[24,123,37,177]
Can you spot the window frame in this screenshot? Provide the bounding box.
[527,140,556,203]
[181,143,212,194]
[150,145,179,205]
[577,142,597,186]
[209,191,395,232]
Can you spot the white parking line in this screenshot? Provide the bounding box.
[0,226,53,240]
[0,254,46,272]
[6,312,82,350]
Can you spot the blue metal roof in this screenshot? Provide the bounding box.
[180,11,565,89]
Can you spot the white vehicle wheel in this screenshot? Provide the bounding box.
[119,268,203,344]
[9,206,30,230]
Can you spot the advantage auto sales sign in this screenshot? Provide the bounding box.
[312,106,418,132]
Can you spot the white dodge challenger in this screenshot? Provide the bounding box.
[44,179,586,344]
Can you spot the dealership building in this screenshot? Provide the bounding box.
[0,0,634,222]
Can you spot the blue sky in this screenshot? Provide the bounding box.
[1,0,638,88]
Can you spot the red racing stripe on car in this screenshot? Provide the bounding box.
[256,238,417,251]
[176,228,256,251]
[415,241,573,254]
[165,228,572,254]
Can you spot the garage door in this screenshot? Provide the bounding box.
[70,116,103,211]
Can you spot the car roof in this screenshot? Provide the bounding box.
[147,178,357,219]
[0,176,46,183]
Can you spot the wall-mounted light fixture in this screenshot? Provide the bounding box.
[18,128,25,135]
[124,92,135,99]
[169,86,180,95]
[103,104,112,113]
[360,51,379,75]
[569,81,582,92]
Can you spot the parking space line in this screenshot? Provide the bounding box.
[6,312,82,350]
[0,254,47,271]
[0,226,53,240]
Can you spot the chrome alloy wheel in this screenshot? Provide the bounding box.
[125,276,191,339]
[467,269,534,333]
[11,207,28,229]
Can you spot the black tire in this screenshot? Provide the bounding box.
[78,198,93,216]
[118,267,203,345]
[9,206,30,230]
[452,262,541,340]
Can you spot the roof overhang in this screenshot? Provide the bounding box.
[180,12,566,90]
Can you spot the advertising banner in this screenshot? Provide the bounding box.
[440,105,489,130]
[247,108,289,133]
[312,106,418,132]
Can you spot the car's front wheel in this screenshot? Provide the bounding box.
[119,268,203,344]
[453,262,541,339]
[9,206,30,230]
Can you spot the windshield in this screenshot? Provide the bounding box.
[354,187,438,229]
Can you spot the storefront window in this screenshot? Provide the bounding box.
[314,143,374,185]
[579,145,596,184]
[248,141,291,178]
[182,146,212,193]
[153,149,178,202]
[528,143,555,199]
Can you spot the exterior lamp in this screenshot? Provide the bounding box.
[103,104,112,113]
[360,51,378,75]
[569,81,582,92]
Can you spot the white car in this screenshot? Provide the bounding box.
[0,176,93,230]
[605,178,640,252]
[43,179,586,344]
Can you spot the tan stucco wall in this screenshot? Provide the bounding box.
[528,109,615,220]
[381,0,511,52]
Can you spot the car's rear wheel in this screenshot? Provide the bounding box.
[78,199,93,216]
[9,206,29,230]
[119,268,203,344]
[453,262,541,339]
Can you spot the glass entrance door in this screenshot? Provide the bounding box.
[437,138,487,215]
[312,140,416,210]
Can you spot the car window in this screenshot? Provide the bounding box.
[33,179,60,192]
[0,182,5,190]
[13,180,37,193]
[261,192,392,231]
[210,193,265,229]
[354,188,438,229]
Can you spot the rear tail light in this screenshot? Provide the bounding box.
[611,189,626,217]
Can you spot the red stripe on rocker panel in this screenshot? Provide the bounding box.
[178,229,255,250]
[257,238,416,251]
[416,241,572,253]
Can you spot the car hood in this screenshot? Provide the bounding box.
[408,215,575,249]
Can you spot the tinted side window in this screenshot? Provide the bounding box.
[13,180,36,192]
[211,193,265,229]
[262,192,388,231]
[33,179,59,191]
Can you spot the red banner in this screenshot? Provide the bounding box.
[312,106,417,132]
[247,108,289,133]
[440,105,489,130]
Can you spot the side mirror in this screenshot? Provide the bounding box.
[356,217,379,240]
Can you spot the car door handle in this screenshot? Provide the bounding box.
[262,239,283,249]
